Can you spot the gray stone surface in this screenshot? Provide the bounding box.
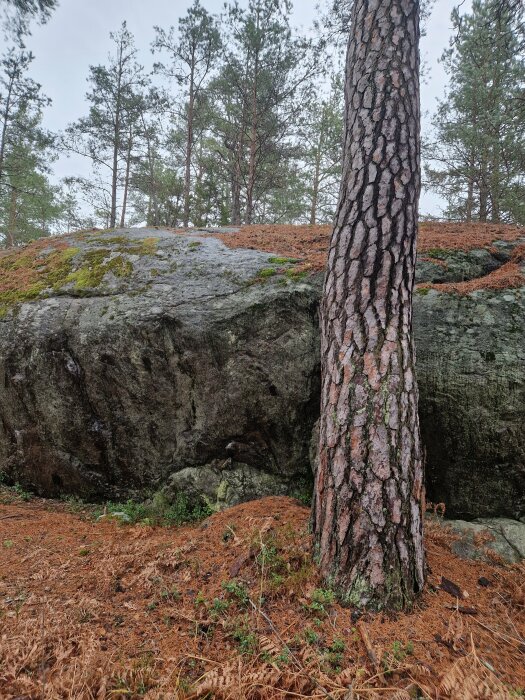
[444,517,525,563]
[0,228,320,502]
[0,227,524,518]
[415,245,514,285]
[414,286,525,519]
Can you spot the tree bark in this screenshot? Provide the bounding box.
[183,51,196,228]
[120,127,133,228]
[310,125,325,225]
[110,41,124,229]
[245,14,260,225]
[313,0,425,611]
[231,132,243,225]
[7,186,17,247]
[0,73,14,193]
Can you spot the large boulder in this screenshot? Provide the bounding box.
[0,226,523,519]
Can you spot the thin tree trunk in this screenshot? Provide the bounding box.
[245,34,259,225]
[310,134,324,225]
[466,177,474,221]
[110,131,120,228]
[0,76,14,191]
[183,53,196,228]
[313,0,425,611]
[231,131,243,225]
[110,43,124,229]
[7,186,17,247]
[120,129,133,228]
[479,174,489,222]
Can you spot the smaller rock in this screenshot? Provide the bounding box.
[97,511,132,524]
[444,518,525,564]
[478,577,492,587]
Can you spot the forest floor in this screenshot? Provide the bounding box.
[1,490,524,699]
[210,221,525,293]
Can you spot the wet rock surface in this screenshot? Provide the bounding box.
[0,227,523,518]
[443,517,525,563]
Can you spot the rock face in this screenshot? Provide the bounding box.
[415,286,525,519]
[0,229,320,505]
[442,518,525,564]
[0,226,524,519]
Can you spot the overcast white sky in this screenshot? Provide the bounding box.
[25,0,472,218]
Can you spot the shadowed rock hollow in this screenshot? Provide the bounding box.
[0,224,524,519]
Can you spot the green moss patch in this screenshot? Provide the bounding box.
[90,235,159,256]
[257,267,277,278]
[268,256,300,265]
[64,249,133,290]
[424,248,450,260]
[0,244,80,318]
[0,239,136,317]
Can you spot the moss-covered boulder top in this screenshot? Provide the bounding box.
[0,227,316,320]
[1,222,524,320]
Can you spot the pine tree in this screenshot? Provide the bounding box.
[0,46,59,246]
[153,0,221,228]
[210,0,316,224]
[313,0,425,610]
[63,22,150,228]
[426,0,525,223]
[0,107,60,246]
[1,0,57,37]
[300,75,343,224]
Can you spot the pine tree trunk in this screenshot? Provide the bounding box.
[7,186,17,247]
[231,136,243,226]
[245,36,260,225]
[313,0,425,611]
[310,139,323,225]
[183,55,196,229]
[0,73,14,193]
[120,130,133,228]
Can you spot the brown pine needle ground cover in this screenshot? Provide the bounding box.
[208,222,525,292]
[1,493,524,699]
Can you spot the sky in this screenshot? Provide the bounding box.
[24,0,473,219]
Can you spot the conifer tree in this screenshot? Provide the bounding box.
[426,0,525,223]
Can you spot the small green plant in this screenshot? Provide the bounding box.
[188,240,202,249]
[222,580,250,608]
[304,588,335,617]
[3,539,14,548]
[194,590,207,608]
[160,586,181,603]
[14,483,31,501]
[382,640,415,673]
[231,625,257,654]
[285,269,307,282]
[61,495,86,512]
[304,628,320,645]
[96,492,212,527]
[329,638,345,653]
[210,597,230,616]
[416,285,431,296]
[78,547,90,557]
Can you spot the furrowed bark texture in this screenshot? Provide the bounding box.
[313,0,425,610]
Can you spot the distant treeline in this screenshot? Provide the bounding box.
[0,0,524,247]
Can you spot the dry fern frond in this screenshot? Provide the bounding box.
[388,691,412,700]
[439,650,512,699]
[258,634,281,658]
[443,610,465,651]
